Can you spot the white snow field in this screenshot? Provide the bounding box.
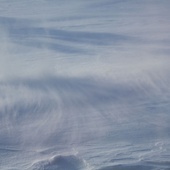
[0,0,170,169]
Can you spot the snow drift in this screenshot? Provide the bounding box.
[0,0,170,170]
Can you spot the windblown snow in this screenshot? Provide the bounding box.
[0,0,170,170]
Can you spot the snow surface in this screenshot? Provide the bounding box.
[0,0,170,170]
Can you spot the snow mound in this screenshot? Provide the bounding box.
[32,154,87,170]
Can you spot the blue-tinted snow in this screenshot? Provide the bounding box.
[0,0,170,170]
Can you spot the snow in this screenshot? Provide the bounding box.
[0,0,170,169]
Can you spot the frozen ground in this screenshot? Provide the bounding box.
[0,0,170,170]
